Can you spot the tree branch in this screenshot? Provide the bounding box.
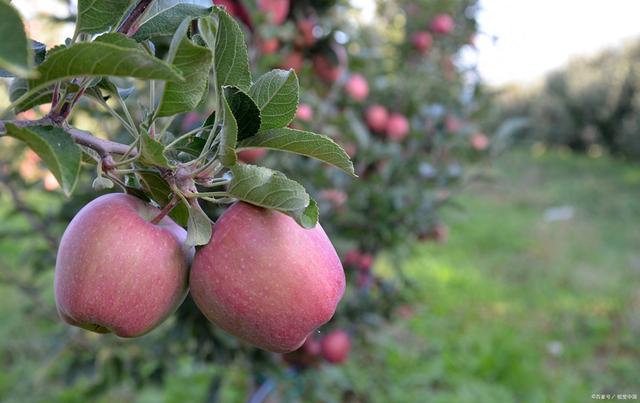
[0,119,136,158]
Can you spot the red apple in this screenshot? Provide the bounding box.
[343,143,357,158]
[214,0,238,16]
[258,0,289,25]
[296,103,313,122]
[470,132,489,151]
[365,105,389,133]
[343,249,362,267]
[358,253,373,271]
[259,37,280,54]
[430,13,455,34]
[297,18,316,48]
[237,148,268,163]
[282,335,322,368]
[445,115,462,133]
[321,329,351,364]
[281,52,304,72]
[412,31,433,53]
[344,74,369,102]
[312,45,346,83]
[319,189,347,207]
[55,194,192,337]
[189,202,345,352]
[386,113,410,141]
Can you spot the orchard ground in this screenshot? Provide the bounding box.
[0,148,639,401]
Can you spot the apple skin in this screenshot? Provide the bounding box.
[430,13,455,34]
[412,31,433,53]
[259,37,279,54]
[365,105,389,133]
[296,103,313,122]
[189,202,346,353]
[343,249,362,267]
[470,132,489,151]
[237,148,268,163]
[386,113,410,141]
[345,74,369,102]
[55,193,193,338]
[282,336,322,368]
[297,18,316,48]
[321,329,351,364]
[312,45,346,83]
[258,0,290,25]
[281,52,304,72]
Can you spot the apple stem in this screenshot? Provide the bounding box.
[150,195,179,225]
[116,0,156,37]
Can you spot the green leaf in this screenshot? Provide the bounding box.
[133,0,213,40]
[0,1,34,78]
[140,132,171,168]
[213,9,251,90]
[0,41,45,78]
[171,136,207,157]
[76,0,134,34]
[218,87,238,167]
[97,78,136,100]
[227,164,318,227]
[238,128,356,176]
[185,201,212,246]
[4,124,81,196]
[295,198,319,229]
[225,86,261,140]
[157,31,213,117]
[249,69,299,130]
[9,78,53,112]
[92,176,114,191]
[137,171,189,226]
[26,33,182,97]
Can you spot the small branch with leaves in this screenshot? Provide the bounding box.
[0,0,355,247]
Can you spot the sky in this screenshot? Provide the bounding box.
[473,0,640,86]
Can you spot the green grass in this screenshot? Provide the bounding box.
[1,149,639,402]
[341,149,640,402]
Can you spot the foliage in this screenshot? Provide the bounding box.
[0,0,499,400]
[491,40,640,160]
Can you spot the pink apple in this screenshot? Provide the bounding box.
[471,132,489,151]
[321,329,351,364]
[215,0,238,16]
[237,148,268,163]
[189,202,345,352]
[412,31,433,53]
[430,13,455,34]
[55,193,192,337]
[319,189,347,207]
[296,103,313,122]
[281,52,304,72]
[365,105,389,133]
[259,37,279,54]
[258,0,289,25]
[282,335,322,368]
[344,74,369,102]
[386,113,410,141]
[343,249,362,267]
[312,45,346,82]
[297,18,316,48]
[358,253,373,271]
[343,143,357,158]
[445,115,462,133]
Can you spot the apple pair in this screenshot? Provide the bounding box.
[54,193,345,353]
